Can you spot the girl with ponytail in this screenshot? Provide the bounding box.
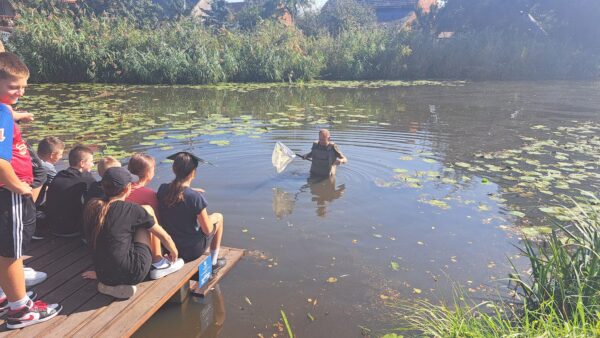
[157,152,226,272]
[83,167,183,299]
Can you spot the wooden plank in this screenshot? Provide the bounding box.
[191,247,244,297]
[81,250,224,338]
[9,279,98,338]
[23,237,70,263]
[32,251,90,298]
[0,245,244,337]
[36,291,113,338]
[25,235,65,254]
[25,239,83,269]
[0,247,90,333]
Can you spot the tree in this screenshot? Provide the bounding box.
[318,0,376,35]
[262,0,312,19]
[203,0,233,29]
[235,2,264,30]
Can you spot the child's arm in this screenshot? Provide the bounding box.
[7,105,34,123]
[12,111,34,123]
[141,205,179,262]
[0,159,32,195]
[197,209,214,236]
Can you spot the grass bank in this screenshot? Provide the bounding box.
[392,200,600,337]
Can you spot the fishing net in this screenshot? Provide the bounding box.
[272,141,296,173]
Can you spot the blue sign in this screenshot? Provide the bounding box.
[198,254,213,288]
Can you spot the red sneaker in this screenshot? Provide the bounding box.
[0,291,37,317]
[6,299,62,329]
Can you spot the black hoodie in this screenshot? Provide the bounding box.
[46,167,96,236]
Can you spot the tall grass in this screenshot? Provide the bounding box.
[7,8,600,83]
[398,201,600,337]
[398,290,600,337]
[9,11,321,84]
[511,198,600,321]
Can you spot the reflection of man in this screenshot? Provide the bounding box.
[302,129,347,177]
[307,175,345,217]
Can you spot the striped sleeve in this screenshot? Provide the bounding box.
[0,106,14,162]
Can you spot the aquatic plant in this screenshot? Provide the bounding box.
[510,198,600,321]
[395,203,600,336]
[396,289,600,337]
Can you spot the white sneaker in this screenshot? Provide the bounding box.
[149,258,184,280]
[97,283,137,299]
[24,267,47,288]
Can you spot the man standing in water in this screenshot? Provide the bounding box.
[303,129,347,177]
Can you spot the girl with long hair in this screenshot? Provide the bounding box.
[83,167,183,298]
[157,152,226,271]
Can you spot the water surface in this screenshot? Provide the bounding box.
[20,81,600,337]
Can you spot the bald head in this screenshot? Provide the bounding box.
[318,129,331,146]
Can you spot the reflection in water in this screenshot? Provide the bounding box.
[272,175,346,218]
[195,284,226,338]
[272,188,297,219]
[305,175,346,218]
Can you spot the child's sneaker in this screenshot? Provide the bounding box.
[97,282,136,299]
[149,258,184,280]
[0,291,37,317]
[5,299,62,329]
[212,257,227,275]
[24,267,47,287]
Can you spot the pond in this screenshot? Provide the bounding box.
[19,81,600,337]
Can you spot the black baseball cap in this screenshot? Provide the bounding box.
[101,167,139,189]
[167,151,202,168]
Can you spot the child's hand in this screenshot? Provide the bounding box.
[82,270,97,279]
[166,249,178,263]
[12,111,34,123]
[192,188,205,193]
[15,182,32,196]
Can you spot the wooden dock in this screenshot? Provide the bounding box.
[0,236,243,337]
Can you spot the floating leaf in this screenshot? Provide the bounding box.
[413,288,422,294]
[421,199,450,210]
[509,210,526,218]
[390,261,400,271]
[209,140,230,146]
[326,277,338,283]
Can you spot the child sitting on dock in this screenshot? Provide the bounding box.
[85,156,121,203]
[32,136,65,240]
[46,145,96,237]
[83,167,183,299]
[125,153,183,276]
[157,152,226,272]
